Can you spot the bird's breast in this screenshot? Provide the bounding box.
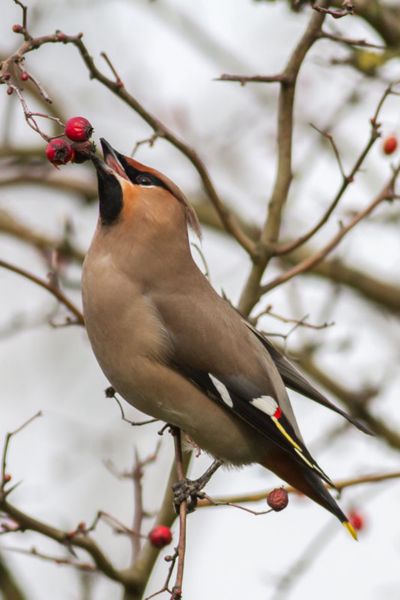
[82,249,171,406]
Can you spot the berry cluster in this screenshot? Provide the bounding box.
[45,116,94,166]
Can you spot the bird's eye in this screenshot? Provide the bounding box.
[136,174,153,186]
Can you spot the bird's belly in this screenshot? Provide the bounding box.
[82,256,171,410]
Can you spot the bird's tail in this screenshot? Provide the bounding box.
[299,468,358,540]
[261,453,357,540]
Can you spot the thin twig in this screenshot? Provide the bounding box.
[261,170,399,294]
[312,2,354,19]
[198,470,400,508]
[276,81,395,256]
[319,31,386,50]
[131,133,159,156]
[170,429,187,600]
[13,0,28,31]
[216,73,288,85]
[84,510,146,540]
[202,494,273,516]
[0,259,84,325]
[145,548,179,600]
[105,387,158,426]
[309,123,346,179]
[132,444,162,562]
[251,304,334,330]
[1,412,42,492]
[0,25,256,255]
[238,5,328,316]
[100,52,124,88]
[0,499,125,584]
[3,545,97,572]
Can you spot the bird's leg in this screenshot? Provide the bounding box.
[172,458,223,513]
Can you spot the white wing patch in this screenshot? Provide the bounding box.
[251,395,278,416]
[209,374,233,408]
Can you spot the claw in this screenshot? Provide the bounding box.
[172,479,206,513]
[172,459,223,513]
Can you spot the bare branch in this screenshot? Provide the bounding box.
[0,259,84,325]
[238,5,328,316]
[0,499,128,585]
[170,429,188,600]
[312,2,354,19]
[145,548,179,600]
[261,170,399,294]
[0,26,256,255]
[3,545,96,573]
[198,470,400,508]
[1,412,42,493]
[201,493,273,516]
[319,31,386,50]
[275,80,395,256]
[309,123,346,180]
[251,304,334,330]
[105,388,158,427]
[100,52,124,88]
[216,73,288,85]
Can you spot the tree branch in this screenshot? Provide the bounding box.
[238,5,328,316]
[0,259,84,325]
[197,470,400,507]
[261,171,399,294]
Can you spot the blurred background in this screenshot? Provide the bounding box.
[1,0,400,598]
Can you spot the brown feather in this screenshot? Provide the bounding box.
[122,156,201,238]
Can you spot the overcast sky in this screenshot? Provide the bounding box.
[1,1,400,599]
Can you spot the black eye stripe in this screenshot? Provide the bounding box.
[116,153,168,190]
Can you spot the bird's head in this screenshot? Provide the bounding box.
[91,139,200,237]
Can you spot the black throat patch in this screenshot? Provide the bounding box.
[96,170,123,226]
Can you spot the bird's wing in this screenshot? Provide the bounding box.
[244,321,372,435]
[174,362,335,487]
[154,283,334,486]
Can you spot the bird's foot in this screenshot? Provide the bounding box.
[172,478,205,513]
[172,458,223,513]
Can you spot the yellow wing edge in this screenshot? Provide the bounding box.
[343,521,358,541]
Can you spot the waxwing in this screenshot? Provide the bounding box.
[82,138,370,539]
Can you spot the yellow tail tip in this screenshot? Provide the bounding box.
[343,521,358,541]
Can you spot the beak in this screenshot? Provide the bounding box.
[90,138,129,181]
[99,138,129,180]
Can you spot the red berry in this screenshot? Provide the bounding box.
[12,24,23,33]
[3,474,11,483]
[6,88,13,96]
[65,116,93,143]
[3,72,11,81]
[349,510,365,531]
[20,71,29,81]
[148,525,172,548]
[45,138,74,165]
[383,135,398,155]
[267,488,289,512]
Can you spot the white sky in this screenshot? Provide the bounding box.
[0,1,400,599]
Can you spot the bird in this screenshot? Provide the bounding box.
[82,138,370,540]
